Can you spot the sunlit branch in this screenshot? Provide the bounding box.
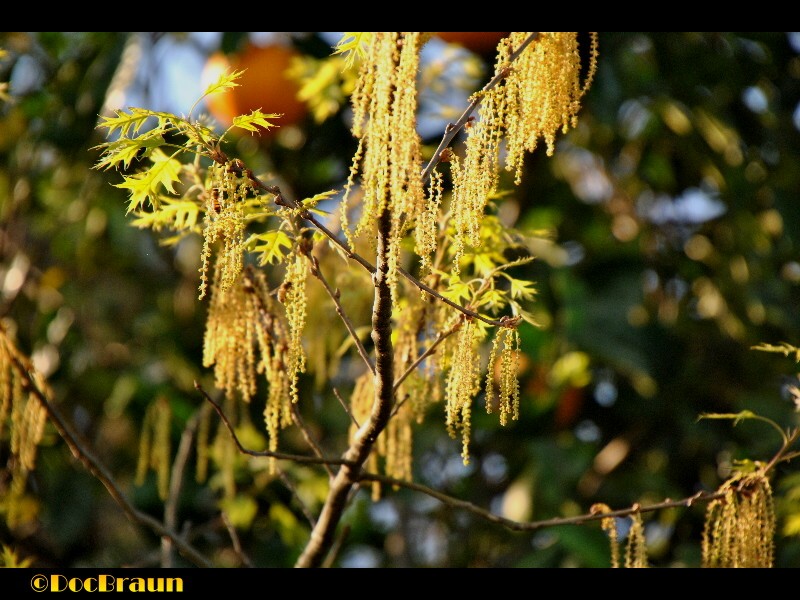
[276,467,317,529]
[221,512,254,568]
[9,354,212,568]
[419,32,540,187]
[216,156,511,328]
[333,386,360,428]
[307,254,375,376]
[391,318,463,415]
[290,401,335,479]
[194,380,354,467]
[358,472,726,533]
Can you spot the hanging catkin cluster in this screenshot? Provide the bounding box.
[485,326,521,426]
[341,32,425,301]
[135,396,172,501]
[702,470,775,568]
[202,264,295,469]
[198,161,253,300]
[444,318,485,464]
[450,32,598,270]
[0,325,48,528]
[592,503,650,568]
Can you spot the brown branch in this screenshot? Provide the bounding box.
[290,401,335,479]
[393,318,462,394]
[9,354,212,568]
[321,524,350,569]
[419,32,540,187]
[277,467,317,529]
[358,472,726,533]
[221,512,254,568]
[333,387,360,428]
[223,152,512,328]
[307,255,375,376]
[295,206,397,568]
[162,408,203,568]
[194,381,354,467]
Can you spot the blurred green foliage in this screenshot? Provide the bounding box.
[1,32,799,568]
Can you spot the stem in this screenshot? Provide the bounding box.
[358,472,725,532]
[161,409,202,567]
[195,381,354,467]
[419,32,539,187]
[308,255,375,375]
[295,207,396,568]
[9,354,212,568]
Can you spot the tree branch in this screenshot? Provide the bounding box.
[333,386,360,428]
[221,512,254,568]
[307,255,374,376]
[9,354,212,568]
[358,472,726,533]
[194,381,354,468]
[419,32,540,187]
[162,407,203,568]
[289,401,335,479]
[295,206,397,568]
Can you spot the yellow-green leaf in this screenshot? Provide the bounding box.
[247,230,293,265]
[333,32,372,69]
[203,68,245,97]
[115,149,182,213]
[131,197,201,232]
[299,189,338,209]
[232,109,282,134]
[95,135,164,171]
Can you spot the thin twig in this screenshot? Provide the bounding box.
[419,32,540,187]
[194,381,354,467]
[9,354,212,568]
[358,472,726,533]
[333,387,360,428]
[294,203,397,568]
[223,157,512,328]
[321,524,350,569]
[308,255,374,375]
[393,318,462,393]
[277,467,317,529]
[290,401,335,479]
[162,408,203,567]
[221,512,254,568]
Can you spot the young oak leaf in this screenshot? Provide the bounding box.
[115,149,183,213]
[233,109,282,134]
[202,68,245,98]
[247,230,293,265]
[131,197,201,232]
[95,135,165,171]
[333,32,372,70]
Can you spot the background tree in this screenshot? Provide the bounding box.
[0,31,799,568]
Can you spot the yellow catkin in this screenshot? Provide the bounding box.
[592,503,620,568]
[203,263,295,473]
[341,32,425,305]
[444,319,483,464]
[701,470,775,568]
[281,253,308,405]
[416,166,443,273]
[198,161,252,300]
[0,325,49,528]
[450,32,597,271]
[135,397,172,501]
[485,326,521,426]
[625,512,649,568]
